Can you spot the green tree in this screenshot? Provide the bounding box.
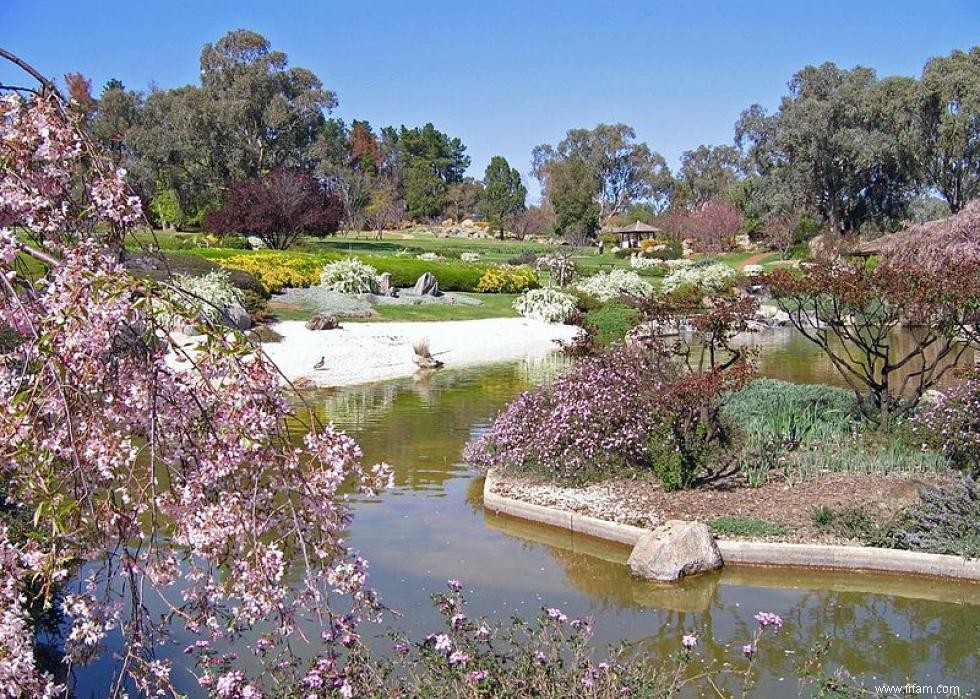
[393,123,470,218]
[479,156,526,239]
[916,47,980,213]
[149,187,183,230]
[547,158,600,242]
[89,80,142,166]
[674,144,742,208]
[533,124,672,228]
[736,63,917,235]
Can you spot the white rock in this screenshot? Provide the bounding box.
[628,520,722,582]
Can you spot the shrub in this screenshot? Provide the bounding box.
[535,252,576,287]
[476,265,540,293]
[662,260,738,293]
[171,269,245,323]
[320,257,380,294]
[364,256,487,292]
[709,516,791,538]
[460,252,480,262]
[723,380,860,440]
[205,167,342,249]
[574,269,653,302]
[463,346,670,481]
[909,376,980,474]
[582,302,638,346]
[629,254,663,270]
[506,249,538,266]
[512,288,577,323]
[416,252,444,261]
[219,251,324,293]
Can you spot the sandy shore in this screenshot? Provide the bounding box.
[260,318,579,387]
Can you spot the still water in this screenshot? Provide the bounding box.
[72,331,978,697]
[312,350,978,697]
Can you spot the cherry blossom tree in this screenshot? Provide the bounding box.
[1,60,390,697]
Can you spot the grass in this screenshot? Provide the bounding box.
[367,293,520,322]
[708,516,791,538]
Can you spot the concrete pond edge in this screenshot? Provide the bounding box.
[482,471,980,582]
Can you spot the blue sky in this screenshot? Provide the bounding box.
[3,1,979,200]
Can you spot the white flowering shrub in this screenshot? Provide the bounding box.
[629,254,664,270]
[320,258,380,293]
[172,270,245,323]
[574,269,654,301]
[513,287,577,323]
[460,252,480,262]
[662,260,738,293]
[536,253,576,287]
[416,252,444,261]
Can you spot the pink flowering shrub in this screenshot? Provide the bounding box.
[910,376,980,474]
[1,88,392,695]
[464,346,674,480]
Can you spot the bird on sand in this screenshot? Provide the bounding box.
[313,356,326,370]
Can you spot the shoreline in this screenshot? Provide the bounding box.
[260,317,580,387]
[483,470,980,582]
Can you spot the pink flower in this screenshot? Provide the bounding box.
[545,607,568,623]
[465,670,489,684]
[448,651,470,666]
[447,579,462,591]
[682,633,698,650]
[432,634,452,654]
[742,643,756,658]
[754,611,783,629]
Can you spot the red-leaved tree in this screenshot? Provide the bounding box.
[206,167,342,249]
[666,199,745,253]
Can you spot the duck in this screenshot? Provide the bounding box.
[313,356,326,371]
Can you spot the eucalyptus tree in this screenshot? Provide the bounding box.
[736,63,918,235]
[533,124,672,230]
[674,144,743,208]
[915,46,980,212]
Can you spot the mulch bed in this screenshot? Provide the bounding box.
[489,470,956,545]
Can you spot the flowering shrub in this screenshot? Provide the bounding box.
[536,252,576,287]
[464,346,671,479]
[416,252,445,261]
[475,264,540,293]
[219,251,324,293]
[460,251,480,262]
[513,288,578,323]
[662,260,738,293]
[171,269,245,323]
[630,254,664,270]
[574,269,653,302]
[910,376,980,473]
[320,257,380,293]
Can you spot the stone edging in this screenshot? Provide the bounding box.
[483,471,980,582]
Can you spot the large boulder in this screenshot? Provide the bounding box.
[412,272,440,296]
[377,272,395,297]
[628,520,722,582]
[306,313,340,331]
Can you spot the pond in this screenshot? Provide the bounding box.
[314,351,978,696]
[72,332,978,697]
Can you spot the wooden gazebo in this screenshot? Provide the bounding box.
[607,220,662,248]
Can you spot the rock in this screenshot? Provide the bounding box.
[461,218,476,228]
[743,264,765,276]
[222,304,252,330]
[735,233,753,250]
[412,272,440,296]
[628,520,723,582]
[872,479,930,519]
[755,304,790,327]
[377,272,394,296]
[246,236,267,249]
[306,313,340,331]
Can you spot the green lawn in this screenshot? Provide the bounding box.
[266,292,519,323]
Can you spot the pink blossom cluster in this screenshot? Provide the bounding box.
[463,346,671,478]
[0,90,391,694]
[910,376,980,471]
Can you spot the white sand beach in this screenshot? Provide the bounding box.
[260,318,580,387]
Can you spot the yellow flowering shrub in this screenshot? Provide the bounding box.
[219,252,324,293]
[475,265,540,293]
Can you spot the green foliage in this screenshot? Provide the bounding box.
[581,301,638,346]
[723,379,860,439]
[708,516,791,538]
[320,258,379,293]
[547,158,600,241]
[172,269,246,323]
[149,187,184,229]
[479,155,526,238]
[368,256,488,292]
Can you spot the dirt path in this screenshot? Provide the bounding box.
[738,252,774,270]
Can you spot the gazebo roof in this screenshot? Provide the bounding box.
[607,220,662,234]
